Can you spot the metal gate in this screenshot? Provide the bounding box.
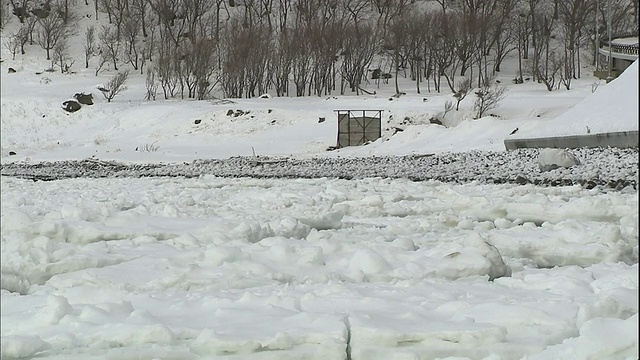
[335,110,383,148]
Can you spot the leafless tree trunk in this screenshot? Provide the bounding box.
[558,0,592,85]
[84,25,98,68]
[122,14,141,69]
[145,67,158,100]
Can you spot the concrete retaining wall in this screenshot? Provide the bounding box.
[504,131,639,150]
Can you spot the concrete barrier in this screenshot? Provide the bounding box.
[504,131,639,150]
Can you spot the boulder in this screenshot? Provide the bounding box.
[62,99,81,113]
[538,148,580,172]
[73,92,94,105]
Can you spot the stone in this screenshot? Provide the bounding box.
[8,68,16,73]
[514,175,528,185]
[538,148,580,172]
[74,92,94,105]
[62,99,81,113]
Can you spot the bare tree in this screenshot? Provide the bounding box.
[1,0,12,29]
[8,0,30,23]
[473,76,507,118]
[144,67,158,100]
[3,32,21,59]
[340,22,378,94]
[22,14,38,46]
[385,14,410,95]
[405,10,428,94]
[192,37,218,100]
[531,49,563,91]
[100,70,129,102]
[36,11,74,60]
[84,26,98,68]
[52,39,75,73]
[99,25,121,70]
[370,0,414,33]
[491,0,519,73]
[95,53,108,75]
[54,0,79,24]
[558,0,592,83]
[122,14,141,70]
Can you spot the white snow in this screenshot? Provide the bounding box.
[512,60,639,139]
[1,22,638,360]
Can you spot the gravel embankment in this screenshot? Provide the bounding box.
[1,148,638,189]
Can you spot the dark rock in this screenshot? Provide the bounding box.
[8,68,16,74]
[226,109,234,116]
[514,175,528,185]
[74,92,94,105]
[62,100,81,113]
[270,120,276,124]
[429,118,443,126]
[318,117,325,123]
[9,151,16,156]
[584,180,598,189]
[194,119,201,124]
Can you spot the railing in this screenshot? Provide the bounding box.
[599,33,639,57]
[599,43,639,56]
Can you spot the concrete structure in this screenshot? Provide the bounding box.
[595,34,639,79]
[504,131,639,150]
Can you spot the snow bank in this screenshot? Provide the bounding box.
[515,60,639,138]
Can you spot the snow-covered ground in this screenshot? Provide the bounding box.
[2,54,637,163]
[1,25,638,359]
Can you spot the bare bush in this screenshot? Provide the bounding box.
[3,32,20,59]
[136,141,159,152]
[443,99,454,118]
[453,77,472,111]
[473,78,508,119]
[100,70,129,102]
